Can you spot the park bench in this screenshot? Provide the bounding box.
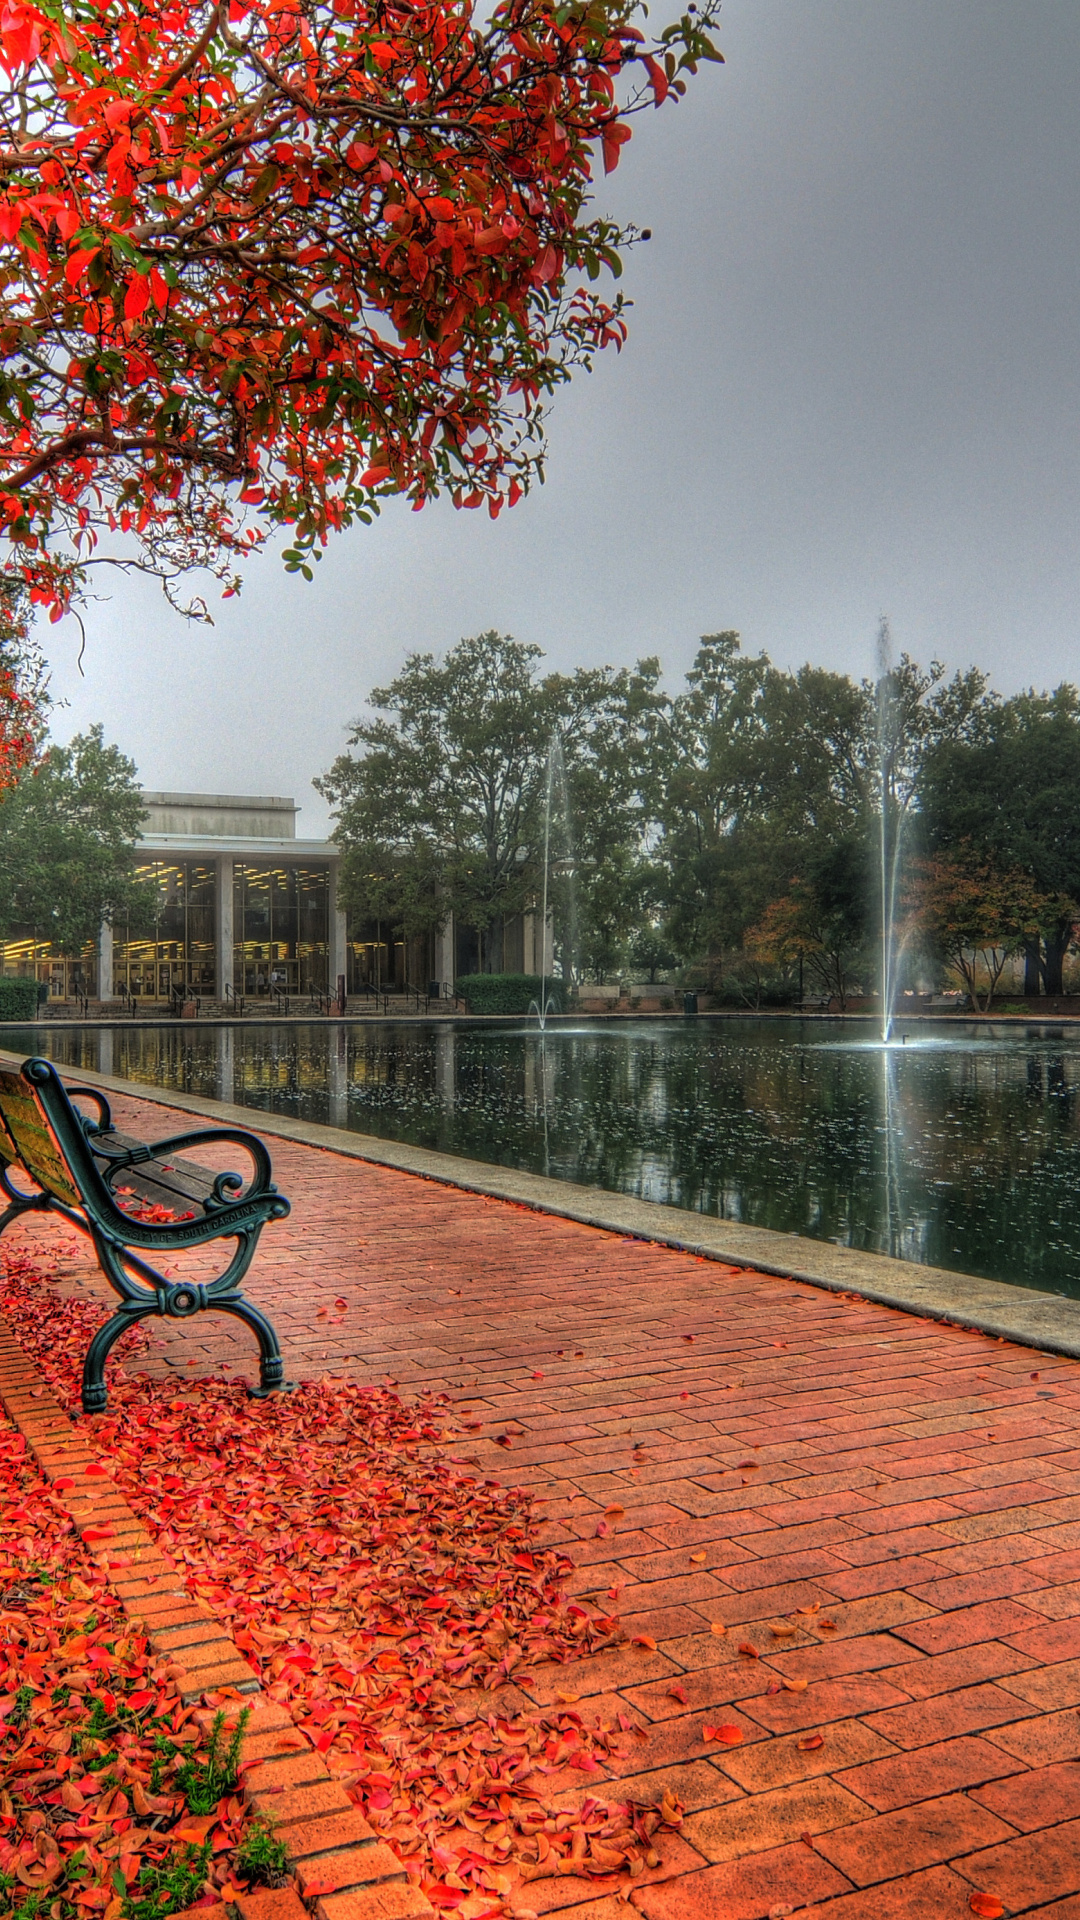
[0,1056,291,1415]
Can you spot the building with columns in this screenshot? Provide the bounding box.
[103,791,348,1004]
[0,789,549,1006]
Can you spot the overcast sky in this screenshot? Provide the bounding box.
[40,0,1080,833]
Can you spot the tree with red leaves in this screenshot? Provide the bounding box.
[0,0,722,623]
[0,575,48,788]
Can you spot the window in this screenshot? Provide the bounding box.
[234,865,329,996]
[112,863,216,1000]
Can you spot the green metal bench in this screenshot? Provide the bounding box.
[0,1056,291,1414]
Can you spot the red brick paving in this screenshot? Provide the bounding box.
[9,1084,1080,1916]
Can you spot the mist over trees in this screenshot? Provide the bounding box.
[321,628,1080,1004]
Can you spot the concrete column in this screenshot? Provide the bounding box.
[216,858,234,1001]
[328,860,347,996]
[434,913,454,995]
[526,908,553,976]
[97,921,115,1001]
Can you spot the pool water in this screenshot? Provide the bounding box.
[6,1016,1080,1298]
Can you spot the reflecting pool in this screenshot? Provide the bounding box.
[6,1017,1080,1298]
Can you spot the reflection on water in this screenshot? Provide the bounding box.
[6,1016,1080,1297]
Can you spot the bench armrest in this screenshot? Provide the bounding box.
[66,1086,114,1135]
[96,1125,275,1202]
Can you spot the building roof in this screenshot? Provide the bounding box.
[136,790,337,861]
[138,834,339,860]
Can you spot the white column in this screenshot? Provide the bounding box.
[329,860,347,996]
[216,858,234,1001]
[434,913,454,995]
[528,907,553,976]
[97,921,115,1001]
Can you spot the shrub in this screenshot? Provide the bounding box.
[123,1844,212,1920]
[174,1706,250,1813]
[0,976,40,1021]
[456,973,569,1016]
[235,1816,290,1888]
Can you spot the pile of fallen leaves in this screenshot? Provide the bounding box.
[0,1404,275,1920]
[1,1248,684,1917]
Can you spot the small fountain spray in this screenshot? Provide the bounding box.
[876,618,904,1045]
[529,736,566,1031]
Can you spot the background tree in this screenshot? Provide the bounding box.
[649,632,772,971]
[744,836,872,1009]
[903,853,1053,1012]
[0,576,49,791]
[921,688,1080,995]
[0,724,150,954]
[0,0,721,625]
[317,631,649,973]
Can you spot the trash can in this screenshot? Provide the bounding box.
[427,980,441,1001]
[683,991,698,1016]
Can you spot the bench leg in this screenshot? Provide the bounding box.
[81,1293,293,1413]
[213,1293,293,1398]
[82,1302,156,1414]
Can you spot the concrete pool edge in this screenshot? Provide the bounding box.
[7,1048,1080,1365]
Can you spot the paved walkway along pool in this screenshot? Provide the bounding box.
[10,1085,1080,1919]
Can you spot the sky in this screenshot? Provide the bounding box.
[39,0,1080,834]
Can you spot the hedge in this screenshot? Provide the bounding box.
[456,973,569,1016]
[0,976,41,1022]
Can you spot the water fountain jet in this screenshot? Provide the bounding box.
[876,619,905,1046]
[528,734,575,1030]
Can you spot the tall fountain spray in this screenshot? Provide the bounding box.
[876,618,904,1045]
[534,743,555,1030]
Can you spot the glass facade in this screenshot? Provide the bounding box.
[112,861,216,1000]
[3,849,338,1004]
[233,864,330,996]
[0,934,97,1000]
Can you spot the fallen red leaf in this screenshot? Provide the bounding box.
[172,1814,217,1844]
[797,1734,824,1751]
[0,1245,655,1909]
[703,1724,742,1746]
[969,1898,1005,1919]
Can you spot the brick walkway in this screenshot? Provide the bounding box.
[10,1087,1080,1919]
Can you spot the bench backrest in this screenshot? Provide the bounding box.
[0,1094,21,1171]
[0,1066,89,1209]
